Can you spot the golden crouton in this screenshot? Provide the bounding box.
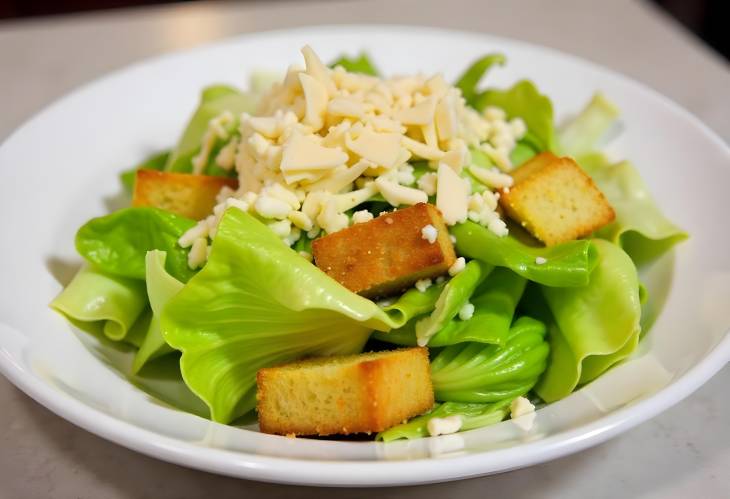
[312,203,456,298]
[499,152,615,246]
[256,348,434,436]
[132,169,238,220]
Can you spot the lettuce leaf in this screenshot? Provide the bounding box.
[558,93,619,157]
[451,221,598,287]
[473,80,556,152]
[431,317,549,403]
[455,53,506,107]
[160,207,397,423]
[374,267,526,347]
[579,153,688,266]
[75,207,196,283]
[379,280,446,329]
[329,53,379,76]
[415,260,491,345]
[132,251,183,373]
[535,239,642,402]
[165,85,257,173]
[50,265,147,342]
[377,399,512,442]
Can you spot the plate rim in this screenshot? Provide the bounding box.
[1,23,729,487]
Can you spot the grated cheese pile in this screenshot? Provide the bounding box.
[179,46,526,268]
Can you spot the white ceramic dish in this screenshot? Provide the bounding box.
[0,25,728,487]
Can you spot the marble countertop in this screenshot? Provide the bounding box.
[0,0,728,497]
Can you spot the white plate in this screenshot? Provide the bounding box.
[0,25,728,487]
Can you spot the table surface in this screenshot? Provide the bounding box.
[0,0,728,497]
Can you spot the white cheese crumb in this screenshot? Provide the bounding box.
[421,224,438,244]
[255,195,292,220]
[535,256,547,265]
[352,210,374,224]
[268,219,292,238]
[510,396,536,431]
[448,257,466,276]
[187,237,208,269]
[178,221,209,248]
[427,415,463,437]
[450,234,457,244]
[288,211,314,231]
[299,251,313,262]
[487,218,509,237]
[435,276,446,284]
[377,298,395,308]
[458,302,475,321]
[417,172,438,196]
[415,278,432,292]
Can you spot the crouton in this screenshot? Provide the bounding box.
[312,203,456,298]
[132,169,238,220]
[499,152,615,246]
[256,347,434,436]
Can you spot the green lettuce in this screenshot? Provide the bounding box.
[580,153,688,266]
[379,281,446,329]
[473,80,556,152]
[165,85,257,173]
[329,53,379,76]
[120,150,169,192]
[75,207,196,283]
[455,54,506,107]
[132,251,183,373]
[451,222,598,287]
[559,93,619,157]
[374,267,526,347]
[377,399,512,442]
[50,266,147,342]
[535,239,642,402]
[414,261,491,345]
[431,317,549,403]
[160,207,398,423]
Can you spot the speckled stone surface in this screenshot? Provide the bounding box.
[0,1,728,497]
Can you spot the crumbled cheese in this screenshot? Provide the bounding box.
[352,210,374,224]
[187,237,209,269]
[435,276,446,284]
[510,396,536,431]
[448,257,466,276]
[299,251,313,261]
[535,256,547,265]
[375,177,428,207]
[179,221,209,248]
[377,297,395,308]
[417,172,438,196]
[450,234,457,244]
[487,218,509,237]
[415,278,432,292]
[421,224,438,244]
[268,219,292,238]
[458,302,475,321]
[427,415,463,437]
[288,210,314,231]
[469,165,514,190]
[255,195,291,220]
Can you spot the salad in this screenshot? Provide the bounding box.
[51,46,687,440]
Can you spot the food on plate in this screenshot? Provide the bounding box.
[312,203,455,297]
[256,347,433,436]
[50,45,687,440]
[499,152,615,246]
[132,169,238,219]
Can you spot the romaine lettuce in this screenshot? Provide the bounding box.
[165,85,257,173]
[75,207,196,283]
[160,207,398,423]
[558,93,619,157]
[50,265,147,343]
[455,54,506,107]
[132,251,182,373]
[329,53,379,76]
[431,317,549,403]
[451,221,598,287]
[535,239,642,402]
[377,399,512,441]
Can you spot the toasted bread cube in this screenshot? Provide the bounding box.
[499,152,615,246]
[256,348,434,436]
[132,169,238,220]
[312,203,456,298]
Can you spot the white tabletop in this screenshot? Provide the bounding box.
[0,0,728,497]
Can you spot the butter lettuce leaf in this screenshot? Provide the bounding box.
[579,153,688,266]
[558,93,620,157]
[535,239,642,402]
[431,317,549,403]
[377,399,512,442]
[455,53,506,107]
[451,221,598,287]
[50,265,148,343]
[132,251,183,373]
[474,80,556,152]
[75,207,196,283]
[165,85,257,173]
[160,208,397,423]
